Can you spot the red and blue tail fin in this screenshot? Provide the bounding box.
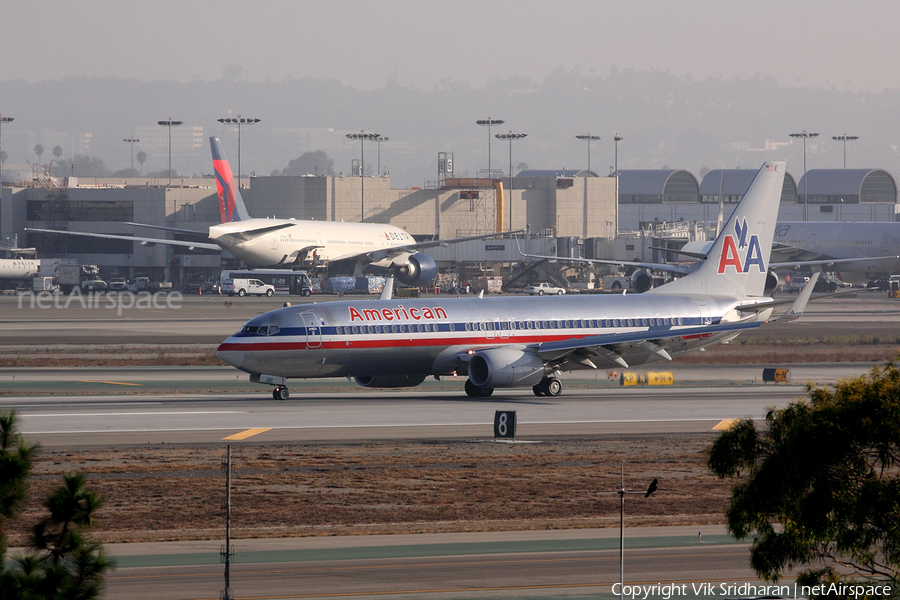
[648,161,786,298]
[210,136,251,223]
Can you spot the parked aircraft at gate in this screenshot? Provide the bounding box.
[771,221,900,285]
[218,161,818,399]
[0,259,40,280]
[28,138,513,287]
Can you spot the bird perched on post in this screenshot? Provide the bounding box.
[645,478,658,497]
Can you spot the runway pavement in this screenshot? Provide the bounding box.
[1,292,894,598]
[1,384,819,447]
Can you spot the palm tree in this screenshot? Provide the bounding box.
[52,145,63,176]
[33,144,44,171]
[136,150,147,176]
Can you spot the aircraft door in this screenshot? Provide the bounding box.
[495,318,510,339]
[698,304,712,326]
[882,233,890,253]
[301,312,322,349]
[807,234,817,252]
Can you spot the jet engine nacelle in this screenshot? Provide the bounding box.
[765,271,780,296]
[631,269,654,293]
[353,374,428,388]
[395,252,438,287]
[468,347,547,388]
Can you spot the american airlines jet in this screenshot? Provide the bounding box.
[217,161,818,400]
[28,138,514,287]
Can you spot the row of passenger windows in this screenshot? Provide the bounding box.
[240,317,689,337]
[335,317,685,335]
[338,322,452,335]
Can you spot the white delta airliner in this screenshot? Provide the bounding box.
[0,259,40,281]
[27,137,515,287]
[218,161,819,400]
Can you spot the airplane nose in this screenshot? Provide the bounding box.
[216,343,244,369]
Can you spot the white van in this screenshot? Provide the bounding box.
[222,278,275,297]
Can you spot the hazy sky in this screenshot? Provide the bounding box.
[3,0,898,93]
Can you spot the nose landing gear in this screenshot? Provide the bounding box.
[273,386,290,400]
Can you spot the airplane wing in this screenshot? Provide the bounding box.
[771,255,900,271]
[125,222,210,237]
[524,285,817,369]
[331,229,527,264]
[24,228,222,251]
[515,238,694,275]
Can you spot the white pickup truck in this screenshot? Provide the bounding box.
[523,282,566,296]
[222,278,275,297]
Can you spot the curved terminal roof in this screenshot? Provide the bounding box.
[795,169,897,203]
[616,169,699,203]
[700,169,798,204]
[516,169,599,178]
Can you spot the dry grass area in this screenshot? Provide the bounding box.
[9,435,731,545]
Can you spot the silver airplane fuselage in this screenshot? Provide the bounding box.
[217,293,758,380]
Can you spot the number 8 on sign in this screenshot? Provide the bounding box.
[494,411,516,440]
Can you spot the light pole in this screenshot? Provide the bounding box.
[832,134,859,169]
[0,115,12,184]
[123,138,139,178]
[790,130,819,220]
[374,135,389,176]
[218,116,261,185]
[157,119,183,187]
[345,131,379,222]
[495,132,527,231]
[575,134,601,173]
[614,133,623,236]
[476,118,505,177]
[613,462,658,600]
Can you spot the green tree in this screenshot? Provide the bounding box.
[0,413,37,564]
[136,150,147,176]
[281,150,334,176]
[71,155,110,178]
[33,144,44,169]
[0,412,114,600]
[707,357,900,588]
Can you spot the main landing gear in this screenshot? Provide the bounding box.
[532,377,562,397]
[273,386,290,400]
[464,379,494,398]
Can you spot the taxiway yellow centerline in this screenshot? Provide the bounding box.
[223,428,272,440]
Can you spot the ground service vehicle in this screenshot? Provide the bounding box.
[223,278,275,297]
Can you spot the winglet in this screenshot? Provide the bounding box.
[379,277,394,300]
[777,272,819,322]
[210,137,251,223]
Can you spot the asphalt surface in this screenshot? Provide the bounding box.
[1,292,895,599]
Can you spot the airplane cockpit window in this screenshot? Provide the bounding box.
[241,325,259,334]
[268,326,280,335]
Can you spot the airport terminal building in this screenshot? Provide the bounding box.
[1,167,896,283]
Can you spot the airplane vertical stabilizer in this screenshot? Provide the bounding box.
[648,161,785,297]
[210,136,251,223]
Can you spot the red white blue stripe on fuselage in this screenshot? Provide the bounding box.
[216,294,763,379]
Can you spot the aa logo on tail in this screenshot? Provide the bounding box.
[717,218,765,274]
